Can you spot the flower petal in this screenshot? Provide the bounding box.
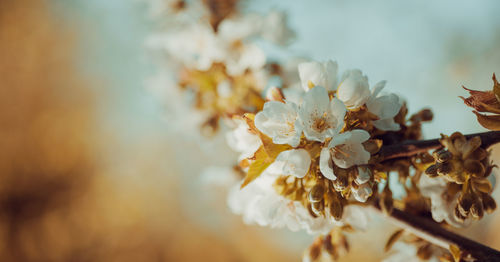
[269,149,311,178]
[298,60,338,91]
[319,148,336,180]
[255,101,302,147]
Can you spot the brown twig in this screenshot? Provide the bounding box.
[370,205,500,261]
[378,131,500,162]
[372,130,500,260]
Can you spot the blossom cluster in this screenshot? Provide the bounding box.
[147,0,294,134]
[147,1,500,261]
[227,60,403,232]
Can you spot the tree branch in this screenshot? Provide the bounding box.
[378,131,500,162]
[372,131,500,260]
[370,205,500,261]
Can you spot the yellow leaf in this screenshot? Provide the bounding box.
[473,111,500,131]
[239,113,293,188]
[243,113,292,157]
[241,146,271,188]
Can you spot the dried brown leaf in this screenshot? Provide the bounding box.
[473,111,500,131]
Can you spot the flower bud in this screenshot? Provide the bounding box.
[425,164,439,177]
[458,192,474,216]
[329,198,343,220]
[464,159,485,177]
[436,151,452,163]
[437,162,452,175]
[454,205,467,223]
[265,86,285,102]
[333,173,349,191]
[470,200,484,219]
[308,183,325,203]
[482,193,497,214]
[307,203,318,218]
[312,200,325,216]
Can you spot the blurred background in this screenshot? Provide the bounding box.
[1,0,500,261]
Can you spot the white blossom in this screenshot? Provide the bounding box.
[228,172,372,234]
[226,119,262,160]
[352,183,372,202]
[227,173,336,234]
[321,129,371,173]
[366,81,402,131]
[298,60,338,92]
[383,242,440,262]
[298,86,346,142]
[259,11,295,45]
[418,175,470,227]
[255,101,303,147]
[355,166,371,185]
[267,149,311,178]
[337,69,371,109]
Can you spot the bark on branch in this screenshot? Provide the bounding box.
[378,131,500,162]
[373,131,500,260]
[371,205,500,261]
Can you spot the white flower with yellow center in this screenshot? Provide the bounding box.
[255,101,303,147]
[298,60,338,92]
[267,149,311,178]
[319,130,371,180]
[336,69,371,109]
[366,81,402,131]
[298,86,346,142]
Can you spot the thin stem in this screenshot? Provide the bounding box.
[378,131,500,162]
[372,130,500,260]
[370,205,500,261]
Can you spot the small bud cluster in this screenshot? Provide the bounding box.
[424,132,496,222]
[303,227,350,262]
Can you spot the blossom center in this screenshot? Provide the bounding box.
[312,112,331,132]
[331,144,353,160]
